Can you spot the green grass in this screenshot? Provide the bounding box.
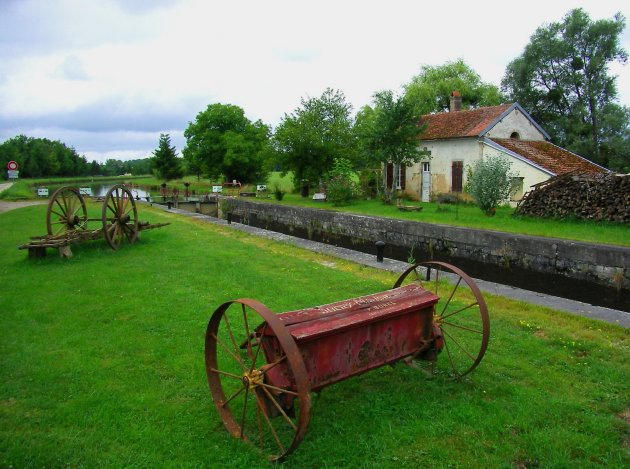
[1,204,629,467]
[4,174,629,246]
[260,193,630,247]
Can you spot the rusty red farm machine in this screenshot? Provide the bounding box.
[205,261,490,460]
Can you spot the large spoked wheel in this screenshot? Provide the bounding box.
[205,299,311,461]
[394,261,490,378]
[102,185,138,250]
[46,186,88,236]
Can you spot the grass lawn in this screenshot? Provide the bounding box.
[1,203,629,467]
[3,175,629,247]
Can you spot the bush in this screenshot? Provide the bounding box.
[467,156,519,216]
[327,175,356,206]
[435,192,461,204]
[326,157,357,206]
[272,185,285,201]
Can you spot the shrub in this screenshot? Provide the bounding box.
[326,157,357,206]
[327,175,356,206]
[467,156,519,216]
[272,185,285,201]
[435,192,461,204]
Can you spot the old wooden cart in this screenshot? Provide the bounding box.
[19,185,169,258]
[205,261,490,460]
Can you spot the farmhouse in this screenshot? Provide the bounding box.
[395,91,608,202]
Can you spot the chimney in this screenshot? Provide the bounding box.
[450,90,462,112]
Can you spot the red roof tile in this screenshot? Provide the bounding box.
[490,138,606,175]
[420,104,513,140]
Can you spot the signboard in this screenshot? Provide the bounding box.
[7,170,19,179]
[37,188,49,197]
[212,185,223,193]
[256,185,267,192]
[7,161,18,171]
[79,187,92,196]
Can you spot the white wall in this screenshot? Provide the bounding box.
[405,138,480,199]
[481,143,551,201]
[485,108,546,140]
[405,137,552,201]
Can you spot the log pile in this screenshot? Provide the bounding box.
[515,172,630,223]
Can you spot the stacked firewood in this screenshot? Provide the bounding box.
[515,172,630,223]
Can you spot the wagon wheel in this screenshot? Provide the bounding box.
[394,261,490,378]
[205,299,311,461]
[46,186,88,235]
[102,185,138,250]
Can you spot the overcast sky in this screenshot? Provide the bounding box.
[1,0,629,163]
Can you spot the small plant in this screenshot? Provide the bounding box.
[272,184,285,201]
[407,244,418,264]
[435,192,461,204]
[467,156,519,216]
[326,158,357,206]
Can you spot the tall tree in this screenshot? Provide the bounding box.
[502,8,628,169]
[0,135,94,178]
[404,59,504,114]
[272,88,355,188]
[357,90,427,203]
[152,133,183,181]
[183,104,269,183]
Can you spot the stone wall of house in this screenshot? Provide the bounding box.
[485,107,546,140]
[482,140,551,200]
[222,198,630,310]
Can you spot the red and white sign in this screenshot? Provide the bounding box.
[7,161,18,171]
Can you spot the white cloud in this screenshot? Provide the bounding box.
[0,0,628,163]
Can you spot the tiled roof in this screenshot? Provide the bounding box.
[490,138,606,175]
[419,104,513,140]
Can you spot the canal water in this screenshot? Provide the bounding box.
[44,182,152,200]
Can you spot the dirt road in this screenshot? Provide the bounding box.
[0,182,46,213]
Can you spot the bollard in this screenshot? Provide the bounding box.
[375,240,385,262]
[167,201,172,209]
[227,212,232,224]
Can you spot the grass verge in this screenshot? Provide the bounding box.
[1,203,629,467]
[3,175,629,246]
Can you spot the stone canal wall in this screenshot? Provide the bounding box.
[176,197,630,310]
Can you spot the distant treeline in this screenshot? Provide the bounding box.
[0,135,153,178]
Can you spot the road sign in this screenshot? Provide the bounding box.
[7,161,18,171]
[7,170,19,179]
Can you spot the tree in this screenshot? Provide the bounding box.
[326,157,357,206]
[502,8,629,170]
[356,90,427,203]
[183,104,269,183]
[404,59,504,114]
[152,133,183,181]
[0,135,94,178]
[272,88,355,189]
[467,156,519,215]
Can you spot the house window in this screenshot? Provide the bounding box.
[422,162,430,172]
[510,131,520,139]
[452,161,463,192]
[511,177,524,201]
[386,163,406,190]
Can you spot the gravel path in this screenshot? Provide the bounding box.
[0,182,46,212]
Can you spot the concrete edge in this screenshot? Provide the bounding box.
[149,202,630,329]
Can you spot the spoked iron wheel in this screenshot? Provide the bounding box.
[102,185,138,250]
[394,261,490,378]
[46,186,88,236]
[205,299,311,461]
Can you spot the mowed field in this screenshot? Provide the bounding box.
[1,202,629,468]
